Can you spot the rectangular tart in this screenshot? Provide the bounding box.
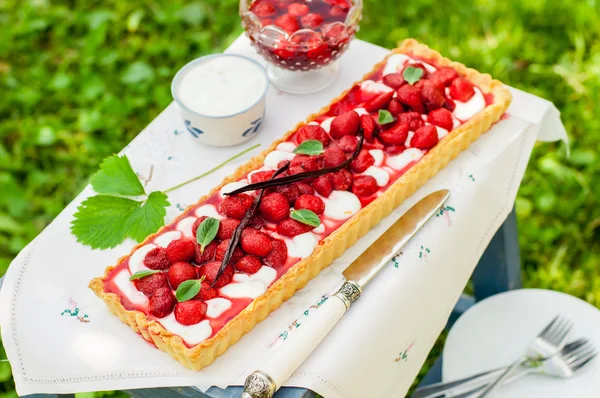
[90,39,512,370]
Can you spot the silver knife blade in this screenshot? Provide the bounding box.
[342,189,450,288]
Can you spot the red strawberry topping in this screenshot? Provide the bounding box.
[300,12,323,29]
[364,91,395,113]
[249,215,265,229]
[192,216,207,238]
[294,124,331,146]
[288,2,309,16]
[398,112,425,131]
[294,181,314,196]
[235,255,262,274]
[444,98,456,112]
[195,280,218,300]
[294,194,325,214]
[216,218,241,240]
[259,192,290,222]
[251,1,276,17]
[382,73,405,89]
[421,80,445,111]
[428,108,454,131]
[174,300,207,326]
[387,99,405,116]
[264,239,288,268]
[199,261,234,288]
[134,272,169,297]
[219,193,254,219]
[397,84,425,114]
[330,110,360,138]
[274,183,301,204]
[360,114,378,142]
[144,247,171,270]
[429,67,459,88]
[194,241,217,265]
[338,135,358,153]
[250,170,275,184]
[411,125,439,149]
[323,145,347,167]
[352,175,379,197]
[149,287,176,318]
[379,122,409,145]
[449,78,475,102]
[274,13,300,34]
[330,169,353,191]
[384,144,406,155]
[290,155,320,172]
[215,239,244,264]
[350,149,375,173]
[167,261,198,289]
[313,175,334,197]
[241,228,273,257]
[166,238,196,263]
[277,218,315,237]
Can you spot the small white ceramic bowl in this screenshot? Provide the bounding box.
[171,54,269,147]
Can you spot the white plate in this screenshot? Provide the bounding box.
[443,289,600,397]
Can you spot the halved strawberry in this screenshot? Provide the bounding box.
[364,91,395,113]
[387,99,405,116]
[379,122,409,145]
[294,124,331,146]
[382,73,405,89]
[429,67,459,88]
[449,78,475,102]
[277,218,315,237]
[330,110,360,138]
[428,108,454,131]
[350,149,375,173]
[397,84,425,114]
[411,125,439,149]
[149,288,176,318]
[352,175,378,197]
[199,261,234,288]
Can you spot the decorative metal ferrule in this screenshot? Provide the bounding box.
[334,280,362,309]
[242,370,277,398]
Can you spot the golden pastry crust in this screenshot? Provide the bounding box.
[90,39,512,370]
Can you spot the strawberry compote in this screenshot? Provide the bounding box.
[243,0,358,71]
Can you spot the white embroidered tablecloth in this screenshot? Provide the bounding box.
[0,36,567,397]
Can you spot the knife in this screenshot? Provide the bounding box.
[242,189,451,398]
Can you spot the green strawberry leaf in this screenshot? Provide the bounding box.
[196,217,219,252]
[291,209,321,227]
[294,140,324,156]
[378,109,395,125]
[176,279,201,302]
[71,195,141,249]
[129,269,161,280]
[90,155,146,196]
[403,66,423,85]
[124,191,170,242]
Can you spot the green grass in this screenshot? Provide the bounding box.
[1,0,599,396]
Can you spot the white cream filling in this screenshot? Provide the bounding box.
[276,142,297,152]
[264,150,296,169]
[360,80,394,95]
[313,223,326,234]
[320,117,335,133]
[154,230,183,248]
[362,166,390,187]
[177,217,197,238]
[386,148,425,170]
[128,244,156,274]
[220,266,277,299]
[323,190,361,220]
[408,59,436,73]
[284,232,319,258]
[220,180,248,196]
[382,54,411,76]
[195,204,222,219]
[158,315,212,346]
[453,87,486,121]
[206,298,232,318]
[353,107,369,116]
[113,270,148,306]
[405,131,415,147]
[435,125,449,140]
[369,149,384,166]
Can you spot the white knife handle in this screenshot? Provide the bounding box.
[243,281,361,398]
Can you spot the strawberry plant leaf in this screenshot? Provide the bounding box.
[71,195,140,249]
[124,191,170,242]
[90,155,146,196]
[129,269,160,280]
[291,209,321,227]
[378,109,395,125]
[196,217,219,252]
[176,279,201,302]
[294,140,324,156]
[403,66,423,85]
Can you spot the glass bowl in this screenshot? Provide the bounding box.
[240,0,362,94]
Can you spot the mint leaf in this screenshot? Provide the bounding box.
[291,209,321,227]
[294,140,324,156]
[124,191,170,242]
[176,279,201,302]
[71,195,140,249]
[90,155,146,196]
[403,66,423,85]
[378,110,395,125]
[196,217,219,252]
[130,269,160,280]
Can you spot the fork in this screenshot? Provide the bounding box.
[414,315,573,398]
[415,338,597,398]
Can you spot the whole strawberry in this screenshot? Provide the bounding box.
[144,247,171,270]
[294,194,325,214]
[352,175,378,197]
[166,238,196,263]
[216,218,241,240]
[330,110,360,138]
[324,145,347,167]
[364,91,395,113]
[199,261,234,288]
[313,175,334,197]
[387,99,405,116]
[174,300,207,326]
[241,228,273,257]
[134,272,169,297]
[288,2,309,16]
[397,112,425,131]
[338,135,358,153]
[235,255,262,274]
[383,73,405,89]
[149,288,176,318]
[250,170,275,184]
[294,124,331,146]
[420,80,445,111]
[449,78,475,102]
[379,122,409,145]
[168,262,198,289]
[411,125,439,149]
[274,13,300,34]
[300,13,323,29]
[192,216,207,238]
[294,182,314,196]
[360,114,379,142]
[274,183,301,204]
[259,192,290,222]
[264,239,288,268]
[277,218,315,237]
[330,169,353,191]
[397,84,425,114]
[428,108,454,131]
[251,1,276,17]
[215,239,244,264]
[219,193,254,219]
[195,280,218,300]
[429,67,459,88]
[350,149,375,173]
[194,241,217,265]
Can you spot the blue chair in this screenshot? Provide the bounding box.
[24,209,521,398]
